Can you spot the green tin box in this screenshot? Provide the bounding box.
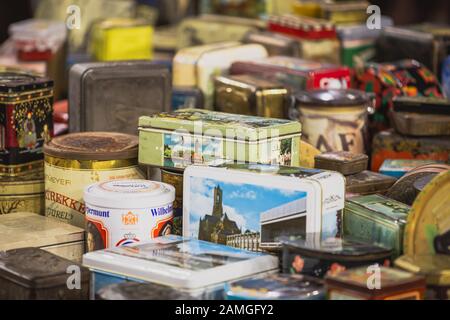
[138,109,301,170]
[343,194,410,258]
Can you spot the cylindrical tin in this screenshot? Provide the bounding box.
[84,180,175,251]
[294,89,369,153]
[0,171,44,215]
[160,168,183,236]
[44,132,145,228]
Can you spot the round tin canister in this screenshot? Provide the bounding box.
[44,132,145,229]
[0,171,44,215]
[160,168,183,236]
[294,89,369,153]
[84,179,175,251]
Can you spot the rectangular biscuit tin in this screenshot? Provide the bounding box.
[314,152,368,176]
[345,170,397,196]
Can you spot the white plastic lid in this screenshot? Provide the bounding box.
[84,180,175,209]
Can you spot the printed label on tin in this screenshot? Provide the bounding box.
[44,163,144,228]
[0,195,44,215]
[85,203,174,251]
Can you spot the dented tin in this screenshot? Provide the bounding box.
[314,152,368,176]
[214,74,290,119]
[346,170,397,195]
[44,132,145,228]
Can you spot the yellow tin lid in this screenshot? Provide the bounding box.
[0,171,44,196]
[395,254,450,286]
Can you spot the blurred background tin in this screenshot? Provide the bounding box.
[314,151,368,175]
[345,170,397,196]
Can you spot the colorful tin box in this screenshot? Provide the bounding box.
[281,233,392,278]
[0,212,85,263]
[138,109,301,170]
[343,195,410,258]
[230,56,351,92]
[69,61,171,135]
[243,31,301,57]
[0,247,89,300]
[0,71,53,177]
[314,152,368,176]
[326,266,426,300]
[96,282,195,300]
[379,159,444,179]
[225,274,325,300]
[214,74,290,119]
[371,129,450,172]
[0,170,44,215]
[183,163,345,250]
[82,235,279,299]
[345,170,397,196]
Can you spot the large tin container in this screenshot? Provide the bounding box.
[160,169,184,236]
[0,212,85,263]
[96,282,195,300]
[0,171,44,215]
[214,74,290,119]
[0,247,89,300]
[230,57,351,93]
[183,164,345,250]
[395,254,450,300]
[69,61,171,135]
[326,266,426,300]
[281,233,393,278]
[243,31,301,57]
[345,170,397,197]
[371,129,450,172]
[314,152,368,176]
[225,274,325,300]
[0,71,53,177]
[82,235,278,299]
[44,132,145,228]
[138,109,302,170]
[343,195,410,258]
[293,89,370,154]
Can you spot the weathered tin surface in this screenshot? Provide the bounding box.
[403,170,450,256]
[393,96,450,115]
[160,169,183,236]
[294,89,369,154]
[138,109,301,170]
[371,129,450,172]
[44,132,145,228]
[69,61,171,135]
[281,233,392,278]
[314,152,368,175]
[0,212,84,262]
[243,30,301,57]
[395,254,450,300]
[96,282,195,300]
[380,159,445,179]
[0,170,44,215]
[391,112,450,136]
[326,266,425,300]
[343,194,410,258]
[346,170,397,195]
[214,74,290,119]
[0,71,53,177]
[0,247,89,300]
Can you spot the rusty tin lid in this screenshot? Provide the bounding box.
[44,132,138,161]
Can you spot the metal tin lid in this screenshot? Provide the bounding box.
[0,171,44,195]
[295,89,369,107]
[96,282,196,300]
[315,151,368,165]
[44,132,138,160]
[84,180,175,209]
[226,274,324,300]
[346,170,397,194]
[0,72,53,93]
[394,254,450,286]
[404,170,450,256]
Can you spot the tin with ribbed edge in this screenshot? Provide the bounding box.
[84,179,175,251]
[44,132,145,229]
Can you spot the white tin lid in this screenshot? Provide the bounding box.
[82,235,279,290]
[84,179,175,209]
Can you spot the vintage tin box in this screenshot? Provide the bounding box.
[69,61,171,135]
[403,170,450,256]
[89,18,153,62]
[281,233,393,278]
[345,170,396,196]
[82,235,279,299]
[379,159,444,179]
[294,89,370,154]
[44,132,145,228]
[172,87,204,110]
[326,266,426,300]
[0,247,89,300]
[138,109,301,170]
[343,195,410,258]
[392,96,450,115]
[0,170,44,215]
[200,0,266,19]
[0,71,53,177]
[243,31,301,57]
[225,274,325,300]
[314,152,368,176]
[0,212,85,262]
[183,164,345,250]
[371,130,450,172]
[230,57,351,92]
[96,282,195,300]
[320,1,369,25]
[161,169,183,235]
[214,74,290,119]
[395,254,450,300]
